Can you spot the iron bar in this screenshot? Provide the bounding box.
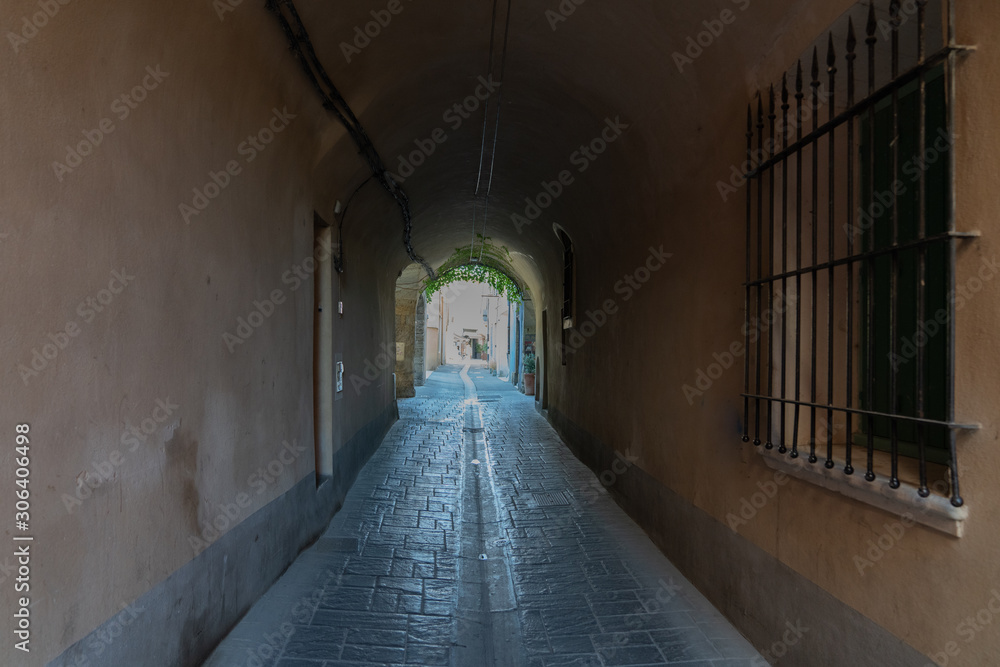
[780,75,791,454]
[810,48,820,464]
[740,393,979,431]
[746,45,969,179]
[844,18,858,475]
[745,232,972,288]
[744,106,753,444]
[865,1,878,483]
[826,35,838,469]
[755,97,765,447]
[916,0,929,497]
[767,86,777,449]
[889,0,902,489]
[793,61,804,459]
[945,0,964,507]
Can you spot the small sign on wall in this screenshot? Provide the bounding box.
[335,353,344,401]
[396,342,405,361]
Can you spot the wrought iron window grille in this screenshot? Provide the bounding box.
[740,0,977,508]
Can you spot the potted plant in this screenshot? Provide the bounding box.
[523,352,536,396]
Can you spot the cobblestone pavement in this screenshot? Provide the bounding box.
[203,364,764,667]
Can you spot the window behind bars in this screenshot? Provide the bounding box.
[740,0,977,507]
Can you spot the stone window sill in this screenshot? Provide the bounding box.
[757,448,967,537]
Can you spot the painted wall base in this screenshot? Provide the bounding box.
[544,406,932,667]
[47,404,396,667]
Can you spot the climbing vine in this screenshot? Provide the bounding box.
[423,236,523,303]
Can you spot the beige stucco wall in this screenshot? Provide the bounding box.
[536,1,1000,663]
[0,1,397,662]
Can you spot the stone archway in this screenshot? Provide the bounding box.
[394,264,427,398]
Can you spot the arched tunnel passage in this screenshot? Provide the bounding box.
[6,0,999,665]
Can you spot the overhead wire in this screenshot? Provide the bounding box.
[470,0,502,263]
[474,0,501,198]
[485,0,513,200]
[478,0,513,263]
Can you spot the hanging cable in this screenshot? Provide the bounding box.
[468,196,479,263]
[266,0,436,280]
[468,0,513,263]
[475,0,501,197]
[479,0,513,262]
[470,0,502,263]
[484,0,513,200]
[334,174,376,274]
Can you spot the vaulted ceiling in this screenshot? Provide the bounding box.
[274,0,852,293]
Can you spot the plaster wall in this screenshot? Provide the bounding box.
[533,2,1000,663]
[0,1,400,662]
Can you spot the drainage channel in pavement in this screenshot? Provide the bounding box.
[455,364,526,666]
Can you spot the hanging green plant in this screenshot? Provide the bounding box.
[424,264,523,303]
[423,235,524,303]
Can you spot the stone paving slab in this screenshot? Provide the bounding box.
[202,364,764,667]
